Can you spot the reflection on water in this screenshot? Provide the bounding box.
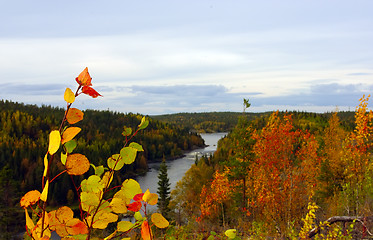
[135,132,227,212]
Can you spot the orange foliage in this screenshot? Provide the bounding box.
[248,112,320,233]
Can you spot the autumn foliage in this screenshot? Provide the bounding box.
[20,68,168,240]
[191,97,373,238]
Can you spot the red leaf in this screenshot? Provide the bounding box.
[133,193,144,202]
[127,201,142,212]
[82,86,102,98]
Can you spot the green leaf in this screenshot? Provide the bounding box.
[81,175,104,193]
[95,165,105,177]
[61,152,67,165]
[129,142,144,152]
[138,116,149,130]
[122,127,132,136]
[117,221,134,232]
[64,140,77,153]
[120,147,137,165]
[134,211,143,221]
[107,154,125,171]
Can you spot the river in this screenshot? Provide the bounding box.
[18,133,227,240]
[136,132,227,212]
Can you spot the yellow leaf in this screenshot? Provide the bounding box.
[40,180,49,202]
[151,213,169,228]
[48,130,61,155]
[117,221,134,232]
[25,209,35,231]
[62,127,81,144]
[64,88,75,104]
[65,154,90,175]
[66,108,84,124]
[109,198,127,214]
[20,190,41,208]
[87,211,118,229]
[43,153,48,177]
[121,179,142,200]
[225,229,237,239]
[142,189,158,205]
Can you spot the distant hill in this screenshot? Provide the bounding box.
[152,112,270,133]
[151,111,355,133]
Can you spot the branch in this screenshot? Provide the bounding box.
[308,215,373,238]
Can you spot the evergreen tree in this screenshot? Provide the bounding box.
[157,158,171,218]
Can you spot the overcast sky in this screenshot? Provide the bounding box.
[1,1,372,115]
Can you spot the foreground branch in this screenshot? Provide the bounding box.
[308,215,373,238]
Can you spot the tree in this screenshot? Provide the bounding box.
[157,158,171,219]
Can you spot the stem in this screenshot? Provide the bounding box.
[50,170,67,183]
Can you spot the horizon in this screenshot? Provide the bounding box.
[1,1,372,115]
[0,98,356,116]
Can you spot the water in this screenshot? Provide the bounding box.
[136,132,227,212]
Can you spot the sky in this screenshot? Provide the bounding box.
[1,1,373,115]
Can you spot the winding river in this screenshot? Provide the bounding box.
[136,132,227,212]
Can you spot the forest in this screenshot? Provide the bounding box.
[1,71,372,239]
[169,97,372,239]
[0,99,204,238]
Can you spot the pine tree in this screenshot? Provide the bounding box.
[157,158,171,218]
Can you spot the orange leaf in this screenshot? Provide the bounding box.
[141,221,152,240]
[82,86,102,98]
[20,190,41,208]
[62,127,81,144]
[75,67,92,87]
[66,218,88,235]
[66,108,84,124]
[65,154,90,175]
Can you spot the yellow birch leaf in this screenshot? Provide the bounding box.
[121,179,142,200]
[117,221,134,232]
[62,127,81,144]
[48,130,61,155]
[66,108,84,124]
[88,212,118,229]
[151,213,169,228]
[20,190,41,208]
[225,229,237,239]
[40,180,49,202]
[142,189,158,205]
[65,154,90,175]
[109,198,127,214]
[43,153,48,177]
[64,88,75,104]
[25,209,35,232]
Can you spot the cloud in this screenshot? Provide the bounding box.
[0,83,67,95]
[250,82,373,110]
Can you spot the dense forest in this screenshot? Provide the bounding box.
[152,111,356,133]
[168,97,372,239]
[0,99,204,237]
[1,94,371,239]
